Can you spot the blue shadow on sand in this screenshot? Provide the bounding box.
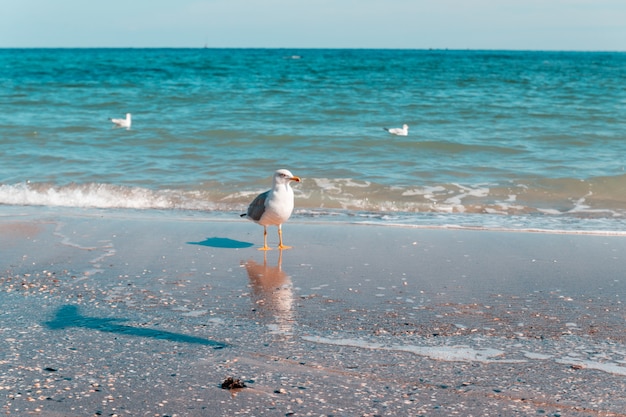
[187,236,254,249]
[45,305,227,349]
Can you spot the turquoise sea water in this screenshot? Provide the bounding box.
[1,48,626,231]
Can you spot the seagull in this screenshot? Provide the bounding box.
[241,169,301,250]
[110,113,131,129]
[383,124,408,136]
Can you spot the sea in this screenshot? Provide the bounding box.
[1,48,626,233]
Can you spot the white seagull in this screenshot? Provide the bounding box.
[110,113,132,129]
[241,169,301,250]
[383,124,408,136]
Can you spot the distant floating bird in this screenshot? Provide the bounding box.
[241,169,301,250]
[109,113,131,129]
[384,124,408,136]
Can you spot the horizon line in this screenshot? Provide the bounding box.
[0,46,624,53]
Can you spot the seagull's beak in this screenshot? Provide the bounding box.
[290,176,301,183]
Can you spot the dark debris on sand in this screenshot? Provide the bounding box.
[221,377,247,390]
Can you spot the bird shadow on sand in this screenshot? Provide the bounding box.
[187,236,254,249]
[44,305,227,348]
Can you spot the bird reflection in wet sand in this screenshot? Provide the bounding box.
[243,250,294,335]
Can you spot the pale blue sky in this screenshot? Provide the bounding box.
[2,0,625,50]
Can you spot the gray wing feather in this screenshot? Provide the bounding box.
[246,190,269,221]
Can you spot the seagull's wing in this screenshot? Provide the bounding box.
[246,190,270,221]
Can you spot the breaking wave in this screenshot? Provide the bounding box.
[0,182,218,211]
[2,175,626,223]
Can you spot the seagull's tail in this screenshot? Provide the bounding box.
[383,127,390,132]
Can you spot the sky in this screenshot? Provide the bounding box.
[1,0,625,50]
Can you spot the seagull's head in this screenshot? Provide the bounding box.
[274,169,301,185]
[403,124,408,129]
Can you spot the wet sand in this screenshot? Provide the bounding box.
[2,207,626,416]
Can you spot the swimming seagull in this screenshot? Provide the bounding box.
[109,113,131,129]
[383,124,408,136]
[241,169,301,250]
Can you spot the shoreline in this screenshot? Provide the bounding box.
[2,207,626,415]
[3,204,626,236]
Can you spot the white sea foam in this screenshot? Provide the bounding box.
[302,335,521,363]
[304,335,626,375]
[401,185,447,198]
[313,178,372,194]
[555,358,626,376]
[0,182,214,211]
[443,184,491,208]
[2,181,626,234]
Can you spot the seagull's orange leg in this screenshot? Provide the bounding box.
[258,226,272,251]
[277,225,292,250]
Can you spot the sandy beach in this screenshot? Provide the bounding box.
[2,206,626,416]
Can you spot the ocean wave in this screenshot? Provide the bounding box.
[3,180,626,233]
[296,175,626,220]
[0,182,216,211]
[2,176,626,222]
